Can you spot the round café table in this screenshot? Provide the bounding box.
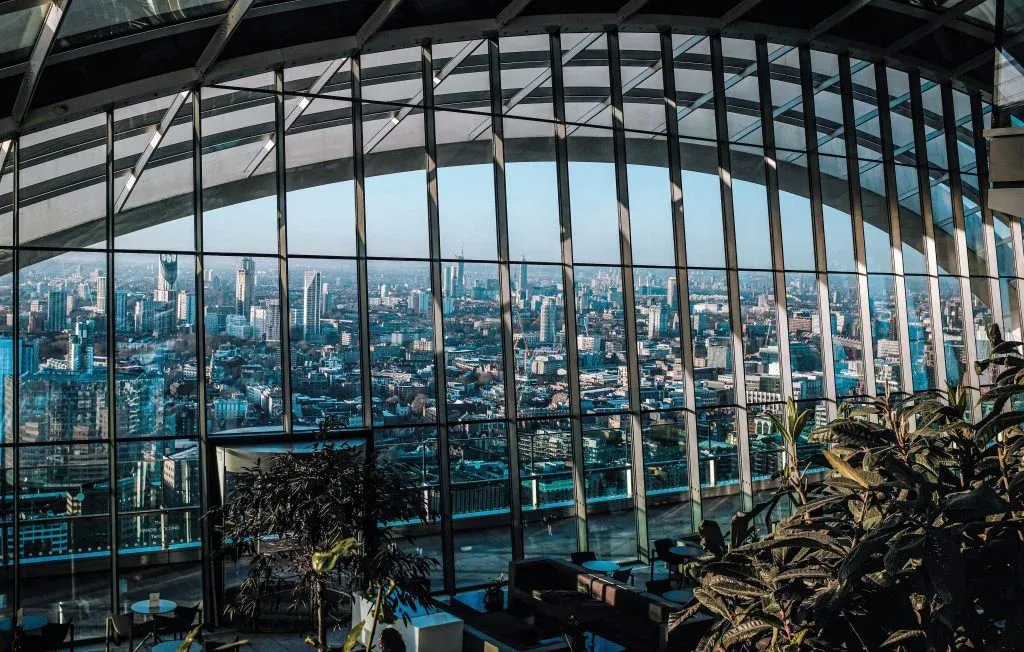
[662,589,694,603]
[153,642,202,652]
[669,544,704,558]
[581,560,620,573]
[0,614,47,632]
[131,599,177,617]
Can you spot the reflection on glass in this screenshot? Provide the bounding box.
[868,274,901,395]
[697,407,740,533]
[938,275,967,388]
[904,276,936,391]
[786,272,824,399]
[288,258,361,429]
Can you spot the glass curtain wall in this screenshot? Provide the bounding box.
[0,28,1006,619]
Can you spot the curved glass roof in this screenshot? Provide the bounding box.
[0,0,1018,139]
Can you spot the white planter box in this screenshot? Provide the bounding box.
[351,593,463,652]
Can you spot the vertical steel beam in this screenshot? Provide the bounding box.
[710,35,753,512]
[874,65,915,396]
[192,90,219,625]
[799,47,838,419]
[910,72,948,393]
[838,55,877,399]
[755,40,795,406]
[274,69,293,436]
[421,43,455,593]
[660,31,702,531]
[488,36,525,562]
[9,138,20,615]
[942,83,982,411]
[971,93,1006,357]
[105,107,119,616]
[549,31,588,551]
[351,56,374,431]
[607,31,647,562]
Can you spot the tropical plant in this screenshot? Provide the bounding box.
[214,420,438,652]
[680,326,1024,651]
[764,398,814,506]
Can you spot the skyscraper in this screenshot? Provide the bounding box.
[519,256,528,296]
[539,298,560,344]
[115,290,128,332]
[156,254,178,302]
[46,290,68,332]
[666,276,677,309]
[302,269,322,338]
[95,275,106,312]
[235,257,255,317]
[177,291,196,324]
[264,299,281,342]
[648,305,666,339]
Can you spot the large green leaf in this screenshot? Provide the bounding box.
[940,487,1010,522]
[880,629,925,648]
[823,450,872,489]
[720,618,775,648]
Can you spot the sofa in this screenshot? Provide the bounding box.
[508,558,713,651]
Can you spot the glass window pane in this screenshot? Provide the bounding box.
[575,267,629,414]
[115,253,198,438]
[721,38,763,145]
[518,418,576,558]
[682,141,726,268]
[938,275,967,387]
[626,133,675,267]
[779,163,815,271]
[696,407,740,533]
[285,95,357,257]
[672,35,715,141]
[367,261,435,426]
[203,255,283,433]
[731,151,773,270]
[828,273,866,397]
[583,414,635,561]
[905,276,937,391]
[436,111,497,261]
[201,85,277,254]
[786,272,824,400]
[505,117,561,264]
[971,277,995,384]
[690,270,734,406]
[768,43,806,153]
[620,32,665,134]
[114,93,195,250]
[19,114,107,249]
[442,262,504,421]
[739,272,779,393]
[868,274,901,395]
[634,268,684,411]
[450,422,511,589]
[642,410,691,546]
[288,258,362,430]
[513,263,568,419]
[19,250,109,442]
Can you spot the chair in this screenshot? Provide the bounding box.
[651,538,686,583]
[644,579,673,596]
[20,622,73,652]
[570,551,596,565]
[105,613,134,652]
[611,568,634,586]
[154,605,199,642]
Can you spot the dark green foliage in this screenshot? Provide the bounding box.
[214,421,437,651]
[684,328,1024,651]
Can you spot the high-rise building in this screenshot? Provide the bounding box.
[303,269,322,338]
[235,257,255,316]
[666,276,677,309]
[519,256,528,296]
[539,298,560,344]
[156,254,178,302]
[95,275,106,312]
[648,305,666,339]
[46,290,67,332]
[264,299,281,342]
[177,291,196,324]
[115,290,129,332]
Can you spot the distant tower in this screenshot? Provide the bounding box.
[235,257,255,317]
[95,275,107,312]
[156,254,178,302]
[519,255,528,295]
[666,275,677,309]
[539,298,560,344]
[302,269,322,337]
[457,245,465,298]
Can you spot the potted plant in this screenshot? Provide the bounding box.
[482,573,506,612]
[214,419,438,652]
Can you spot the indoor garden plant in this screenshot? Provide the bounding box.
[679,325,1024,651]
[214,419,438,652]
